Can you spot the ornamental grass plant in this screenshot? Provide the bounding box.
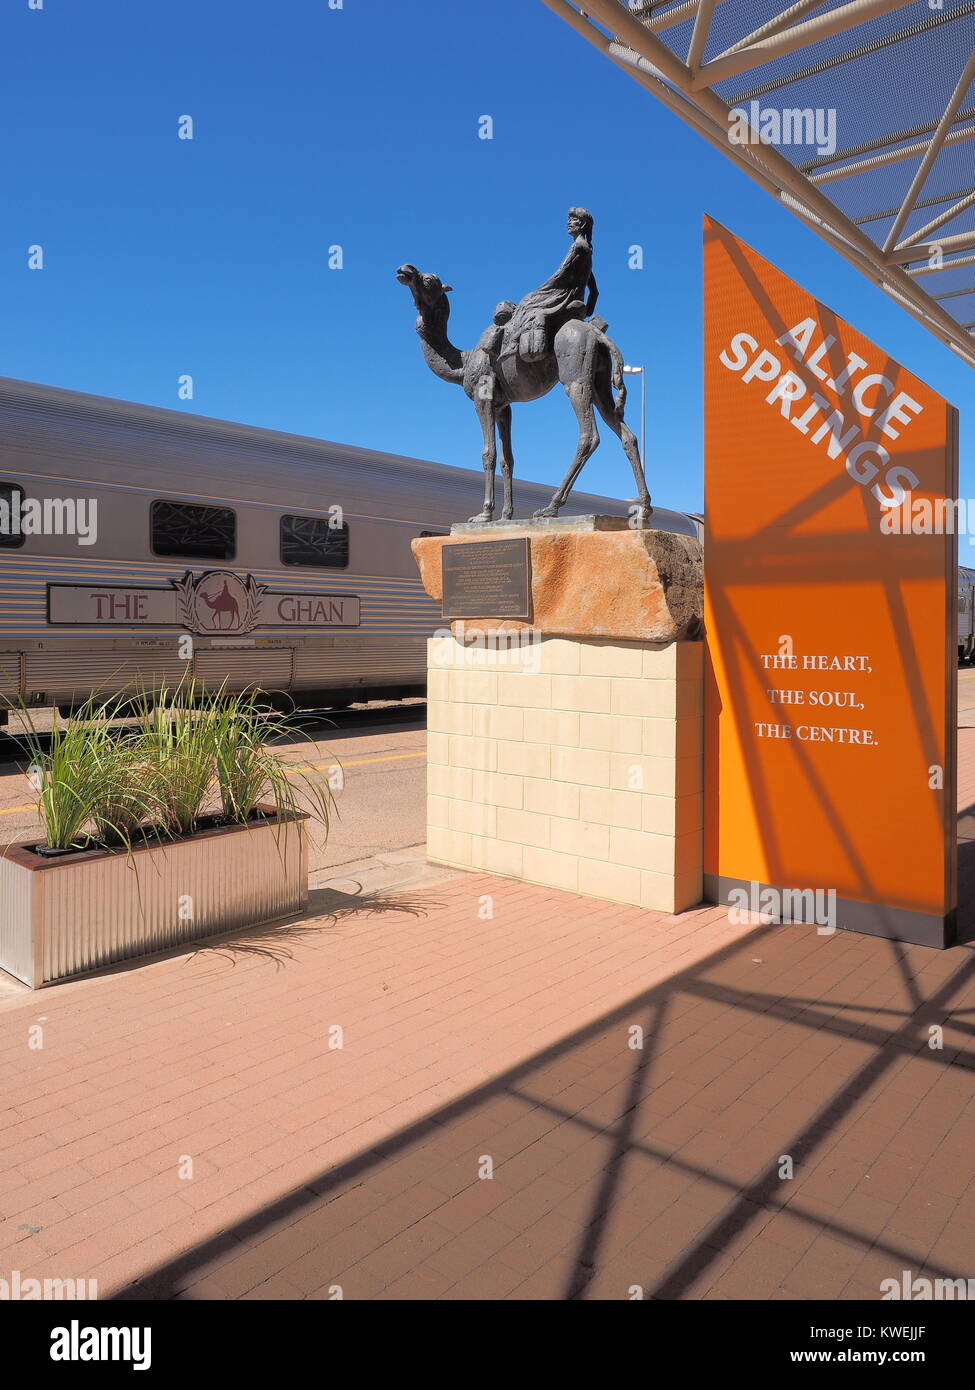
[13,695,162,852]
[209,690,333,834]
[6,682,335,855]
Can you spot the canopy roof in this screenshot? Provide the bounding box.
[541,0,975,368]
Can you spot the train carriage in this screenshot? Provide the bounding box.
[0,376,700,715]
[959,566,975,665]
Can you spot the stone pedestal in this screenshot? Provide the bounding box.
[412,522,704,914]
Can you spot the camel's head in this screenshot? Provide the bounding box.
[396,264,453,323]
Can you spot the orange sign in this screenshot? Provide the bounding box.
[703,219,958,948]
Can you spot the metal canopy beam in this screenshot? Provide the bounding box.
[686,0,719,71]
[727,2,975,107]
[908,252,975,277]
[539,0,975,368]
[810,123,975,186]
[801,109,975,177]
[890,230,975,264]
[857,188,975,227]
[628,2,729,36]
[645,1,713,35]
[721,1,832,58]
[692,0,915,90]
[883,48,975,253]
[897,191,975,252]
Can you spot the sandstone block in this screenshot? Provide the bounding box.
[412,527,702,643]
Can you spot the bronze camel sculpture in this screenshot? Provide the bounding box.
[396,218,651,523]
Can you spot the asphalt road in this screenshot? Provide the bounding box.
[959,666,975,727]
[287,716,428,878]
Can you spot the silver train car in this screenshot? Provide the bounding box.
[0,376,701,715]
[960,566,975,664]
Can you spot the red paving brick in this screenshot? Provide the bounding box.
[2,733,975,1300]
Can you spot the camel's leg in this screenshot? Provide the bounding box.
[533,380,599,519]
[468,391,498,523]
[497,405,515,520]
[593,369,652,522]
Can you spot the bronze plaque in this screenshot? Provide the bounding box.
[441,538,532,620]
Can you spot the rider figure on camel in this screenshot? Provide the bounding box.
[501,207,599,363]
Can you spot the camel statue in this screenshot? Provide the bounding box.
[199,579,240,630]
[395,257,651,525]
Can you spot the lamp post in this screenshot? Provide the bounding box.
[621,364,646,470]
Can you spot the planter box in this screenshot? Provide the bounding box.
[0,807,309,988]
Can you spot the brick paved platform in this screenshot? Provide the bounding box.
[1,735,974,1300]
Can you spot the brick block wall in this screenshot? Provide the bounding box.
[426,635,703,912]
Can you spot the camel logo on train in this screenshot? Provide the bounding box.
[173,571,264,635]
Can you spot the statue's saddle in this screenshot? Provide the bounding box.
[497,302,605,363]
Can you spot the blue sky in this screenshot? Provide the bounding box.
[0,0,969,516]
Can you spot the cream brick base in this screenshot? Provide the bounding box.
[425,635,703,912]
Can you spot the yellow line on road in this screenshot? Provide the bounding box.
[0,749,428,817]
[302,751,426,773]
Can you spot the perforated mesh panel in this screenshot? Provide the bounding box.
[552,0,975,357]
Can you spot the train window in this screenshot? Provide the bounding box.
[151,499,235,560]
[0,482,25,549]
[280,514,349,567]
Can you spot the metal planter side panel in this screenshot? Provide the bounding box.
[0,855,39,987]
[37,820,307,986]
